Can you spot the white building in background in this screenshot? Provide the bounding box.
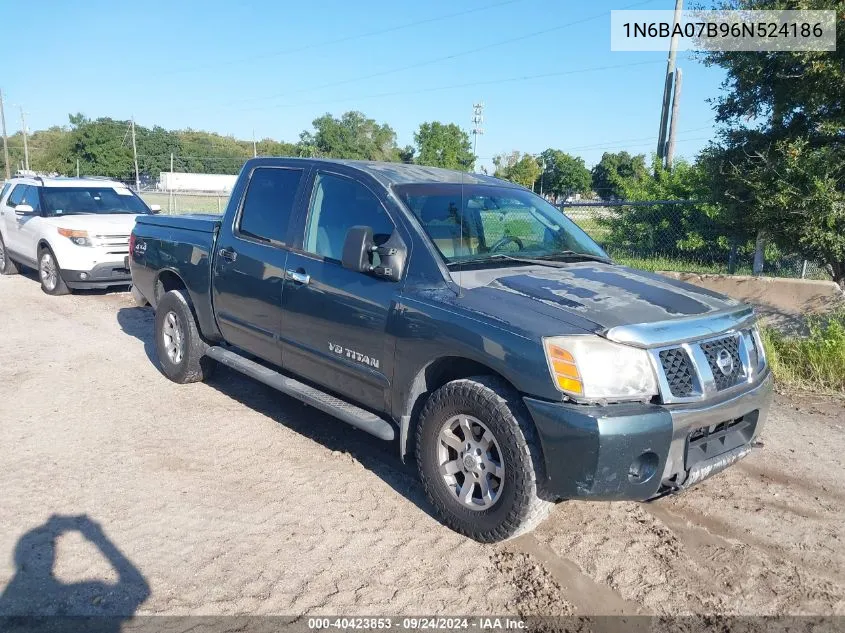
[158,172,238,192]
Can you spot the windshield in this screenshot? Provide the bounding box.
[40,187,151,216]
[395,183,608,266]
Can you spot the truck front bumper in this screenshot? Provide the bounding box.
[523,369,774,501]
[61,260,131,289]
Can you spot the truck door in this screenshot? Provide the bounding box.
[211,165,307,366]
[280,170,402,412]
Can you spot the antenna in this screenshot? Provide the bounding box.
[471,102,484,171]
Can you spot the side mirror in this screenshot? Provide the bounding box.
[341,226,374,273]
[341,226,406,282]
[149,204,161,214]
[14,204,34,216]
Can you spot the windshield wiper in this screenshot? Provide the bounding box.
[447,253,569,269]
[533,251,612,263]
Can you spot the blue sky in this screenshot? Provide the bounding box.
[3,0,725,170]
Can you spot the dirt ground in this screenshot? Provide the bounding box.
[0,272,843,618]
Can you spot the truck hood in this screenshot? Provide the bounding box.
[41,214,141,235]
[453,262,744,332]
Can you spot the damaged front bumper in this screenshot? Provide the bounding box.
[523,369,774,501]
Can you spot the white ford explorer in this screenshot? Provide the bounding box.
[0,176,159,295]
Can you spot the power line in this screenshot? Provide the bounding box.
[225,0,661,108]
[232,59,666,114]
[162,0,525,76]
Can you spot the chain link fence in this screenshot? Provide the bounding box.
[560,200,830,280]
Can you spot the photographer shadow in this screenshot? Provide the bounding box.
[0,515,149,632]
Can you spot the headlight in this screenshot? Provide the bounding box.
[543,335,658,402]
[58,228,93,247]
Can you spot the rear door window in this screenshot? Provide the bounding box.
[6,184,25,208]
[237,167,304,244]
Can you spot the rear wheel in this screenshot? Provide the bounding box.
[416,376,554,542]
[154,289,216,384]
[38,247,70,295]
[0,234,18,275]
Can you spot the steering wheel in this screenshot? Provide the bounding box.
[490,235,524,253]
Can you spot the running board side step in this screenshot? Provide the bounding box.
[205,346,395,441]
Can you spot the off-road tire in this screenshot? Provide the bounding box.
[416,376,554,542]
[0,233,19,275]
[154,289,216,384]
[38,247,70,295]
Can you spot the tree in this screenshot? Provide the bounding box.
[67,117,135,180]
[703,0,845,287]
[599,155,734,261]
[300,111,400,161]
[413,122,474,170]
[537,149,591,199]
[493,151,541,188]
[590,151,648,200]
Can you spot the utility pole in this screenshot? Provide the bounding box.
[19,107,29,172]
[665,68,683,170]
[0,90,10,180]
[471,102,484,170]
[252,130,257,158]
[131,118,140,191]
[169,152,174,214]
[76,158,80,178]
[657,0,683,164]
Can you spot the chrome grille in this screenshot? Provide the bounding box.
[659,348,694,397]
[93,234,130,255]
[650,327,765,404]
[700,335,743,390]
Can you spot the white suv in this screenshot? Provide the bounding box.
[0,176,159,295]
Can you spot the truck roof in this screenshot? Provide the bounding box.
[247,157,523,189]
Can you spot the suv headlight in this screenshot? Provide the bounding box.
[58,228,93,247]
[543,335,658,402]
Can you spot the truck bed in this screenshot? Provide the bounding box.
[135,213,222,234]
[130,213,222,341]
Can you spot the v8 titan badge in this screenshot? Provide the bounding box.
[328,342,380,369]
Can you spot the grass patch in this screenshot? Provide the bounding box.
[761,312,845,393]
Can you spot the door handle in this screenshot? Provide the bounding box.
[218,247,237,262]
[286,269,310,285]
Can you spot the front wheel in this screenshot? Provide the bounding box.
[39,248,70,295]
[154,289,215,384]
[416,376,554,542]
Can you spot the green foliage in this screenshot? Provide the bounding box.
[597,156,741,263]
[537,149,591,199]
[703,0,845,287]
[413,121,474,171]
[762,312,845,393]
[300,111,400,162]
[493,151,541,188]
[590,151,648,199]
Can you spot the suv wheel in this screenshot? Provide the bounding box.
[0,234,19,275]
[416,376,554,542]
[39,247,70,295]
[154,289,216,384]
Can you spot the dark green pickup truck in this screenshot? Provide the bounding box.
[129,158,773,542]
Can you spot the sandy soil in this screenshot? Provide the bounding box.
[0,273,842,618]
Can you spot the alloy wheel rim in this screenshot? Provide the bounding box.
[162,311,184,364]
[40,253,57,290]
[437,414,505,511]
[0,240,5,270]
